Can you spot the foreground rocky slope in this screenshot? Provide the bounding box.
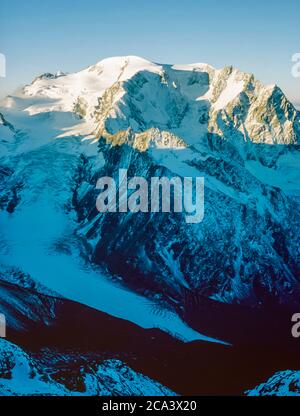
[0,339,175,396]
[247,370,300,396]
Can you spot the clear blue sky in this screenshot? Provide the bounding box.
[0,0,299,105]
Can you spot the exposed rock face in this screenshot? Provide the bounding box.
[76,134,300,306]
[247,370,300,396]
[0,339,175,396]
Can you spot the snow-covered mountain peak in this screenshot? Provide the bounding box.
[2,55,297,147]
[90,55,162,74]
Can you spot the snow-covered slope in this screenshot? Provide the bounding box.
[0,339,175,396]
[0,112,15,155]
[247,370,300,396]
[14,55,300,145]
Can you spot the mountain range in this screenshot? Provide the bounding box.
[0,55,299,396]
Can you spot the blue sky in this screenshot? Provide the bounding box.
[0,0,299,105]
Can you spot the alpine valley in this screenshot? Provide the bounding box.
[0,56,299,396]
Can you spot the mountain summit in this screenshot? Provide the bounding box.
[14,55,299,146]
